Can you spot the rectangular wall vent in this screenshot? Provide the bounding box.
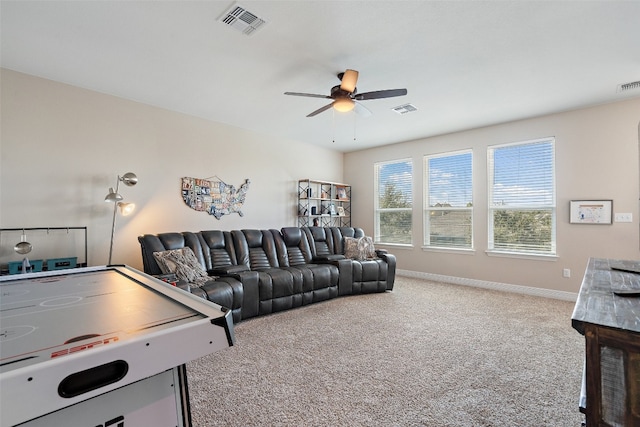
[392,103,418,115]
[617,80,640,93]
[219,4,266,35]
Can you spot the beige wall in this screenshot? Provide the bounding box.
[0,69,343,270]
[3,68,639,295]
[345,97,640,293]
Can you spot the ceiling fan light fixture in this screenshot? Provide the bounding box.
[284,69,407,117]
[333,98,355,113]
[340,69,359,93]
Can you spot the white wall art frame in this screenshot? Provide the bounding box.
[569,200,613,224]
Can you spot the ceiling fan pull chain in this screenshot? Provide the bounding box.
[332,108,336,143]
[353,113,357,141]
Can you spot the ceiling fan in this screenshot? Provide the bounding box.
[284,69,407,117]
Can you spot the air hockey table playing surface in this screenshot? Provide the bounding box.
[0,265,234,426]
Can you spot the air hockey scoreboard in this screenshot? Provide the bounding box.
[0,265,235,427]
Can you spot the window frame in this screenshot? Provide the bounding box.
[487,137,556,257]
[423,149,474,250]
[374,158,413,246]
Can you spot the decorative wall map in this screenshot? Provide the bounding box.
[181,177,250,219]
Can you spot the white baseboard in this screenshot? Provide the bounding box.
[397,269,578,302]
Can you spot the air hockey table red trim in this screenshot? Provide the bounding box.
[0,265,234,427]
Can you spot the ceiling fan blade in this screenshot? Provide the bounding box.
[353,88,407,101]
[284,92,331,99]
[354,102,372,117]
[340,69,359,93]
[307,102,334,117]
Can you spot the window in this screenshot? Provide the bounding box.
[488,138,555,255]
[424,150,473,249]
[374,159,412,244]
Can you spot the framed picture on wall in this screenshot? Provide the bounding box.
[569,200,613,224]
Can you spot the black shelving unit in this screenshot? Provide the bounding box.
[297,179,351,227]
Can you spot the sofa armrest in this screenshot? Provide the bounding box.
[154,273,178,282]
[153,272,197,294]
[376,252,396,291]
[232,270,260,320]
[313,254,346,263]
[329,258,354,296]
[208,265,250,276]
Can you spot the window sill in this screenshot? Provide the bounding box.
[374,242,414,250]
[422,246,476,255]
[485,250,558,261]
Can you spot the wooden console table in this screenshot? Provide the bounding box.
[572,257,640,426]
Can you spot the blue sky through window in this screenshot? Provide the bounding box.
[378,160,412,204]
[378,140,553,210]
[428,152,472,207]
[491,141,554,207]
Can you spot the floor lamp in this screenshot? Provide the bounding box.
[105,172,138,265]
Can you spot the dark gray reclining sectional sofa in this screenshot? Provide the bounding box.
[138,227,396,323]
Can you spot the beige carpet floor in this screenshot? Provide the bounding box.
[187,276,585,426]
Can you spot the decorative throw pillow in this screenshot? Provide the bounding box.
[360,236,377,259]
[154,249,176,274]
[153,247,211,288]
[344,237,359,260]
[344,236,377,261]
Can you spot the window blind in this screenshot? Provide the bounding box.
[374,159,413,244]
[488,138,556,254]
[424,150,473,249]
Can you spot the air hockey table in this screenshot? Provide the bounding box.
[0,265,235,427]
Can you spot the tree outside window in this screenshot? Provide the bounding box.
[424,150,473,249]
[374,159,412,245]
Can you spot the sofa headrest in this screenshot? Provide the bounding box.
[158,232,187,250]
[243,229,263,247]
[335,227,364,239]
[281,227,302,245]
[308,226,328,241]
[200,230,227,249]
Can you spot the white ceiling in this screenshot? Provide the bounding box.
[2,1,639,153]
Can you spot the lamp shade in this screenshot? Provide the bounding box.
[105,188,123,202]
[121,172,138,187]
[118,202,136,216]
[333,97,355,113]
[340,69,359,93]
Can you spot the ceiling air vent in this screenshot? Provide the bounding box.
[617,80,640,93]
[219,4,266,35]
[392,103,418,115]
